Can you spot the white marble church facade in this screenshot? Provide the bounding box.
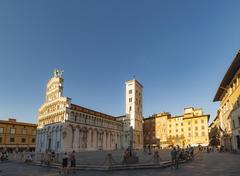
[36,70,143,153]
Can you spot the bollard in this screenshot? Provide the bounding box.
[104,153,113,167]
[153,151,160,164]
[107,153,112,166]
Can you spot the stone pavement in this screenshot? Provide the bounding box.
[1,152,240,176]
[0,161,58,176]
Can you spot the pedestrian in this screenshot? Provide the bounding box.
[62,152,68,176]
[51,151,55,162]
[171,147,178,169]
[148,145,151,155]
[40,152,44,166]
[69,150,76,172]
[143,145,146,153]
[46,150,51,167]
[190,146,194,160]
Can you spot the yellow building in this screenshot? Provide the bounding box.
[144,107,210,148]
[213,50,240,151]
[0,118,37,151]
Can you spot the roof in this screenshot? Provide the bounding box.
[214,50,240,101]
[70,104,118,121]
[126,79,143,88]
[116,115,126,118]
[0,119,37,127]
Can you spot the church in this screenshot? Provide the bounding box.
[36,70,143,152]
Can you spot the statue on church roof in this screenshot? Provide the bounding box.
[54,69,64,78]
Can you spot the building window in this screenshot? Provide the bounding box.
[0,127,3,134]
[201,132,205,136]
[129,106,132,111]
[181,128,184,132]
[201,120,204,123]
[188,127,191,131]
[169,130,171,133]
[188,133,191,137]
[22,129,27,135]
[129,98,132,102]
[21,138,26,143]
[195,120,198,124]
[32,138,35,143]
[129,90,132,94]
[10,137,15,143]
[188,121,191,125]
[10,128,16,134]
[169,124,171,127]
[201,126,205,130]
[175,123,178,126]
[0,137,2,144]
[195,127,198,130]
[233,120,235,128]
[176,129,178,132]
[181,123,183,126]
[195,132,198,136]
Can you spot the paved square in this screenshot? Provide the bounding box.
[0,152,239,176]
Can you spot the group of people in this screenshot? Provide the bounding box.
[60,151,76,175]
[62,150,76,168]
[123,147,139,164]
[39,150,76,175]
[0,151,8,161]
[40,150,55,167]
[170,145,194,168]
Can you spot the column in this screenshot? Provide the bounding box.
[105,133,108,149]
[73,128,79,150]
[92,130,96,149]
[59,128,63,152]
[108,132,111,150]
[103,132,106,150]
[51,128,55,150]
[71,127,75,149]
[87,129,92,150]
[43,131,47,151]
[96,131,99,149]
[78,129,81,150]
[36,131,39,152]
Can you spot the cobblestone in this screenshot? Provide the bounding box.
[0,152,239,176]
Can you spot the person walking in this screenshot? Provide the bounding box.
[46,150,51,167]
[171,147,178,169]
[62,152,68,176]
[69,150,76,173]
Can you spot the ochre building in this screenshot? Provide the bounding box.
[213,50,240,151]
[144,107,209,148]
[0,118,37,151]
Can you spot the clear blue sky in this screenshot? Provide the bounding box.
[0,0,240,124]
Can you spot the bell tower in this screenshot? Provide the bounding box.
[125,79,143,149]
[46,69,64,102]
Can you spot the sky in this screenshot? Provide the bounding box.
[0,0,240,124]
